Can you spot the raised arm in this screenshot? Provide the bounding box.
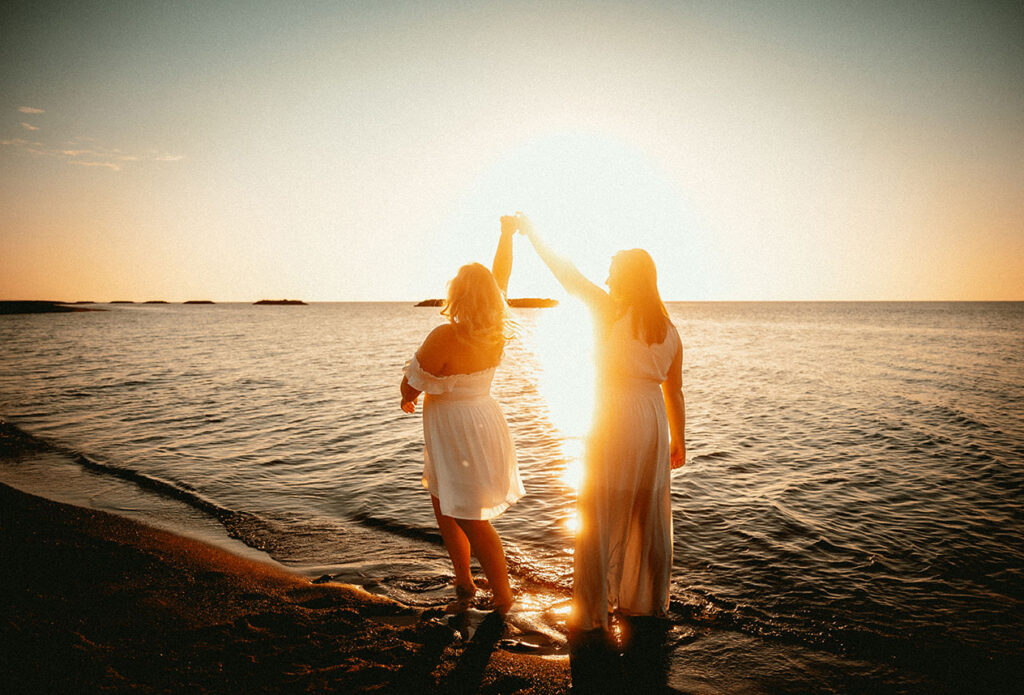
[491,215,516,295]
[662,332,686,468]
[517,215,613,319]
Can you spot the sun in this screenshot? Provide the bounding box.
[426,129,703,302]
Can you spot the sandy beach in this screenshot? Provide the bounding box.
[0,483,571,694]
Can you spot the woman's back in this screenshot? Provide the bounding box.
[599,313,679,389]
[416,323,503,377]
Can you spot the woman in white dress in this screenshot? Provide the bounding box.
[518,215,686,635]
[400,216,523,616]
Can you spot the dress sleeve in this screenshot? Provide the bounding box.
[651,324,681,381]
[403,354,454,394]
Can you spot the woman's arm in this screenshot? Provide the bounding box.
[518,215,613,319]
[400,325,453,413]
[400,375,421,413]
[491,215,517,295]
[662,336,686,469]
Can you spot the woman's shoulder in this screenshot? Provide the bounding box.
[422,322,457,347]
[419,322,502,374]
[417,323,457,373]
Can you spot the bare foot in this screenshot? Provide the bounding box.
[444,583,477,614]
[490,597,515,617]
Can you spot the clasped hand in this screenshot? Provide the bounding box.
[500,212,534,239]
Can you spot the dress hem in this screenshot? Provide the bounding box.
[423,479,523,521]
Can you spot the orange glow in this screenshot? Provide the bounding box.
[562,513,581,534]
[3,5,1023,303]
[548,601,573,616]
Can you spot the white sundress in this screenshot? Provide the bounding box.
[573,314,681,630]
[404,354,524,521]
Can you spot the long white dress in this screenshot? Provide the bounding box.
[404,354,524,521]
[573,314,680,630]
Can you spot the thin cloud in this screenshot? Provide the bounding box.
[20,122,39,131]
[68,160,121,171]
[2,131,183,171]
[18,106,45,114]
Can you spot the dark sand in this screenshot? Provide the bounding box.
[0,484,571,694]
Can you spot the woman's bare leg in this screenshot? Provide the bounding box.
[454,518,514,613]
[431,496,476,595]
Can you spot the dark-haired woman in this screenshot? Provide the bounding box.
[519,215,686,634]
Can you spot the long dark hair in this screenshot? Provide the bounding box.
[612,249,671,344]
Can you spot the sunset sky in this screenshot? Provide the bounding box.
[2,1,1021,302]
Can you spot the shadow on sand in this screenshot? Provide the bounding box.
[570,616,673,694]
[389,610,508,695]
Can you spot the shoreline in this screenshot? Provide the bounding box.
[0,483,570,693]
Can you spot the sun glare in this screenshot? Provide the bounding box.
[561,458,584,492]
[526,301,594,533]
[430,130,700,302]
[531,301,596,444]
[562,513,581,534]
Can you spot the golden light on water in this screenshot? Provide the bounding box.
[522,302,597,536]
[549,601,573,617]
[561,458,584,492]
[527,301,596,501]
[530,302,596,445]
[562,512,581,534]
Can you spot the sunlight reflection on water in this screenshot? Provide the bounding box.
[525,301,594,538]
[531,300,596,446]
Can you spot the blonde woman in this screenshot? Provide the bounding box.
[517,215,686,638]
[400,216,523,616]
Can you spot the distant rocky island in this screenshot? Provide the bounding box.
[144,300,169,304]
[508,298,558,308]
[0,301,101,314]
[415,298,558,308]
[110,300,135,304]
[254,299,308,306]
[184,300,215,304]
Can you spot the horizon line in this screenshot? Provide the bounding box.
[3,298,1023,305]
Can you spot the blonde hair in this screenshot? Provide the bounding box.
[612,249,671,344]
[441,263,508,348]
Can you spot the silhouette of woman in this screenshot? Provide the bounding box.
[518,214,686,637]
[400,216,523,616]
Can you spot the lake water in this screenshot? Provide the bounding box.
[1,301,1022,693]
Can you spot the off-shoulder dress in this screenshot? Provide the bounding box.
[404,355,524,520]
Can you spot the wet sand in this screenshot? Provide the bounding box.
[0,483,571,693]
